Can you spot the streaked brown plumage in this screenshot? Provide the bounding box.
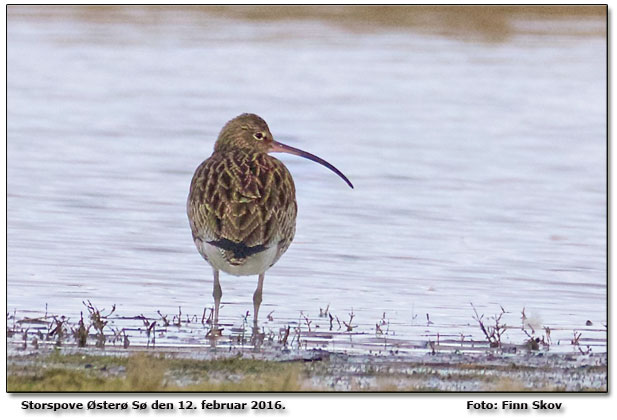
[188,147,297,271]
[187,113,353,326]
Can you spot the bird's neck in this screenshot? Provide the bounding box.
[214,139,261,154]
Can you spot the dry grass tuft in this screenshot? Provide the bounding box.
[8,352,307,392]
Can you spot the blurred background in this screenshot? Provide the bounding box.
[7,6,606,351]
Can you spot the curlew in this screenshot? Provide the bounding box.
[187,113,353,327]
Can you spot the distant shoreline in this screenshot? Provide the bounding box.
[7,5,606,41]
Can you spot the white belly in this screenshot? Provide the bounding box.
[200,242,278,276]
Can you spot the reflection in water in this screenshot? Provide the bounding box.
[7,6,606,353]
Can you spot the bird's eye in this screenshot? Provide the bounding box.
[253,132,264,140]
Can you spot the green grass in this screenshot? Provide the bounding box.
[7,350,607,392]
[8,352,306,392]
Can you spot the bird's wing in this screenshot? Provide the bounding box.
[187,151,297,253]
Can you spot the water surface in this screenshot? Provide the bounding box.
[7,6,606,353]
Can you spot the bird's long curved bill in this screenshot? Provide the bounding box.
[270,140,354,189]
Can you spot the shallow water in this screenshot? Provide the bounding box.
[7,6,606,353]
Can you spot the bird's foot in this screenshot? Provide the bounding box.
[251,325,265,348]
[206,323,224,338]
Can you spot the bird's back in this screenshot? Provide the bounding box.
[187,149,297,274]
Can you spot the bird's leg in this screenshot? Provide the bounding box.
[252,273,265,327]
[212,268,222,325]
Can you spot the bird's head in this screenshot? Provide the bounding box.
[214,113,354,188]
[215,113,274,154]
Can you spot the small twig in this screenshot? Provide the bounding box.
[71,312,89,347]
[157,311,170,327]
[281,326,290,346]
[301,312,312,333]
[343,310,357,332]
